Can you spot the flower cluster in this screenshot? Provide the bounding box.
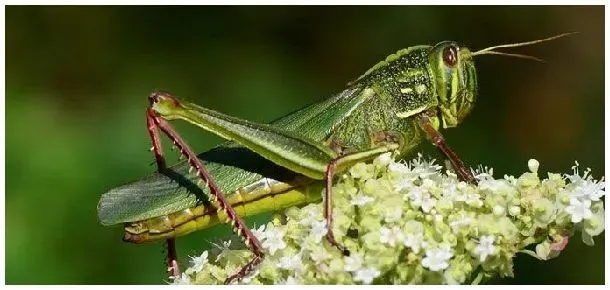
[173,154,605,284]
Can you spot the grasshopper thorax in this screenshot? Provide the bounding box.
[428,41,478,128]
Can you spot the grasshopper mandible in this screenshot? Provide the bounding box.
[98,33,573,284]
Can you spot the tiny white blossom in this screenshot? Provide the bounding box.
[351,193,374,206]
[344,253,364,272]
[214,240,232,262]
[565,198,592,223]
[262,226,287,254]
[492,205,506,216]
[388,161,411,175]
[474,235,497,262]
[282,276,299,285]
[384,206,402,222]
[403,232,424,254]
[310,220,328,243]
[421,195,437,213]
[374,152,393,168]
[278,253,303,272]
[572,179,605,202]
[252,224,267,240]
[528,159,540,173]
[171,272,191,285]
[353,267,381,284]
[463,192,482,205]
[310,247,332,264]
[379,226,405,247]
[441,181,459,200]
[186,251,208,274]
[422,244,453,271]
[449,212,473,233]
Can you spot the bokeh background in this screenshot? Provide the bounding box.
[5,6,604,284]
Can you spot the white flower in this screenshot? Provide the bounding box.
[403,232,424,254]
[441,181,459,200]
[351,193,374,206]
[282,276,299,285]
[185,251,208,274]
[565,198,592,223]
[411,153,443,179]
[473,235,497,262]
[253,224,267,240]
[449,212,473,233]
[388,161,411,175]
[383,206,402,223]
[353,267,380,284]
[171,272,191,285]
[528,159,540,173]
[278,253,303,272]
[344,253,364,272]
[379,226,405,247]
[310,220,328,243]
[374,152,393,168]
[421,195,437,213]
[422,244,453,271]
[214,240,232,262]
[262,225,287,254]
[310,247,332,264]
[572,179,605,202]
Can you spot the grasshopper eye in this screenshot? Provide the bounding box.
[442,45,458,67]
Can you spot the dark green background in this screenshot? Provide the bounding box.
[6,6,604,284]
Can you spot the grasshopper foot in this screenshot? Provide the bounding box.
[223,255,264,285]
[326,231,350,256]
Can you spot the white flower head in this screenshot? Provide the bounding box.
[379,226,405,247]
[262,225,287,255]
[252,224,267,241]
[186,251,208,274]
[278,252,303,272]
[384,206,403,223]
[566,163,605,203]
[171,272,192,285]
[403,232,424,254]
[422,244,453,271]
[353,267,381,284]
[351,193,375,206]
[528,159,540,173]
[344,252,364,272]
[282,276,299,285]
[473,235,497,262]
[565,198,593,223]
[374,152,393,168]
[310,220,328,243]
[449,212,474,234]
[214,240,232,262]
[407,186,436,213]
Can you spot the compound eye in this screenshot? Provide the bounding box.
[442,45,458,67]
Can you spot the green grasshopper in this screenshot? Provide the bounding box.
[98,33,572,284]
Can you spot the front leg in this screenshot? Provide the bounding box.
[417,112,477,185]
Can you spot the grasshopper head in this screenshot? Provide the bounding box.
[428,42,477,128]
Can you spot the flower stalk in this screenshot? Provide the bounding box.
[173,153,605,285]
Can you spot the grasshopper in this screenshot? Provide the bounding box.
[98,33,572,284]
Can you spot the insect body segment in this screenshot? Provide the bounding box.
[123,176,321,243]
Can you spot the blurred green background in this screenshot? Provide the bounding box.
[5,5,604,284]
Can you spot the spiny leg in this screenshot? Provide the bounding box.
[418,114,477,185]
[323,159,350,256]
[147,108,265,285]
[147,109,179,278]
